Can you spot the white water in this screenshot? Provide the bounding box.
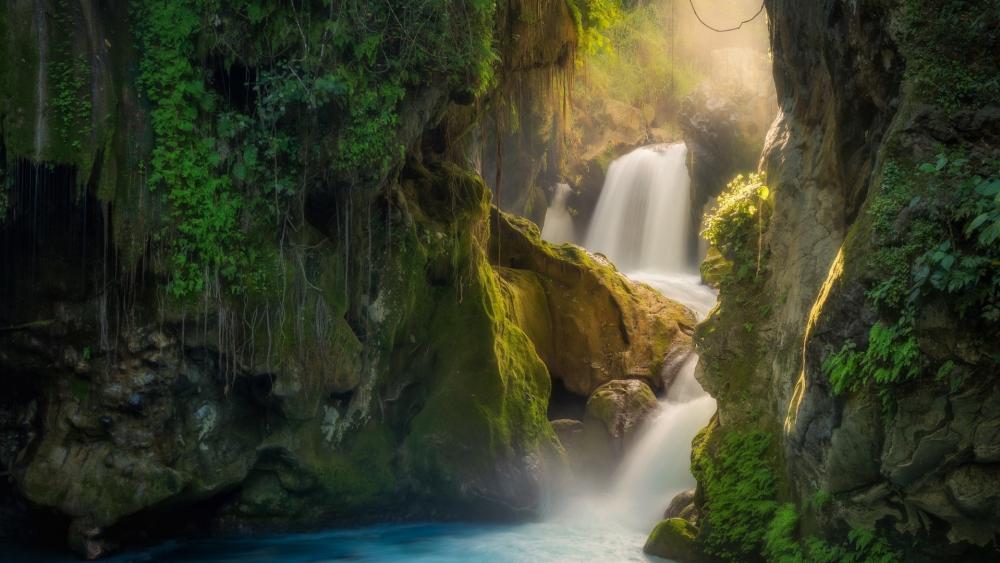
[585,143,692,273]
[586,142,718,534]
[13,144,719,563]
[540,182,575,244]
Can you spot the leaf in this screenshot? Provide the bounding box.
[940,253,955,270]
[967,213,990,233]
[935,153,948,171]
[975,179,1000,197]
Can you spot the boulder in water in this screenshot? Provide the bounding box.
[585,379,658,452]
[664,489,697,520]
[643,518,713,562]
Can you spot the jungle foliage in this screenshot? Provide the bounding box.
[131,0,499,298]
[823,153,1000,403]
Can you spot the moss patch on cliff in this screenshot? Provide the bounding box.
[891,0,1000,112]
[692,426,778,560]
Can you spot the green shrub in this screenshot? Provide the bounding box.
[702,172,771,284]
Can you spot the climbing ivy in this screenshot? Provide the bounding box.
[133,0,245,298]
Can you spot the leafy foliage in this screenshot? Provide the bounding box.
[134,0,245,298]
[823,322,921,409]
[763,503,901,563]
[131,0,501,299]
[702,172,771,284]
[566,0,624,55]
[825,151,1000,400]
[891,0,1000,112]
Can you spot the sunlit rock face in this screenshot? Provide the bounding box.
[693,0,1000,559]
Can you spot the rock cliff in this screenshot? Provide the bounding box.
[659,1,1000,561]
[0,0,694,557]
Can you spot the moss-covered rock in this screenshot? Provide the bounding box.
[491,209,697,396]
[644,517,713,562]
[585,379,657,449]
[699,247,730,289]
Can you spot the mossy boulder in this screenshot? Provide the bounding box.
[491,209,697,396]
[585,379,658,451]
[644,517,712,562]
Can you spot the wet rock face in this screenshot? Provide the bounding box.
[693,0,1000,558]
[2,325,262,554]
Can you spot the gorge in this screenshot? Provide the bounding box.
[2,1,999,562]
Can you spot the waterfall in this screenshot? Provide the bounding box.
[584,143,692,274]
[582,142,717,533]
[540,183,575,244]
[609,357,717,529]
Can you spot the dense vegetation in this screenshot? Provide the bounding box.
[573,0,701,134]
[131,0,499,299]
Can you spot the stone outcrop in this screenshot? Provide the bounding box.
[584,379,658,451]
[644,517,715,563]
[680,0,1000,560]
[494,210,697,397]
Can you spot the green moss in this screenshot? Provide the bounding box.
[763,503,803,562]
[643,518,701,561]
[499,268,554,363]
[389,164,554,505]
[403,261,553,500]
[693,429,778,560]
[310,424,398,511]
[891,0,1000,113]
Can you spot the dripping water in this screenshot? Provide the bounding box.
[33,0,48,159]
[540,182,575,244]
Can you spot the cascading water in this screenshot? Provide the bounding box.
[585,144,692,273]
[584,142,718,532]
[540,183,575,244]
[28,144,718,562]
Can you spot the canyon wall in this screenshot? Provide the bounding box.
[662,1,1000,561]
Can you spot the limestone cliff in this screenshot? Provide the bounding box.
[666,1,1000,561]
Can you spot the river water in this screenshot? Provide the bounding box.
[6,144,718,563]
